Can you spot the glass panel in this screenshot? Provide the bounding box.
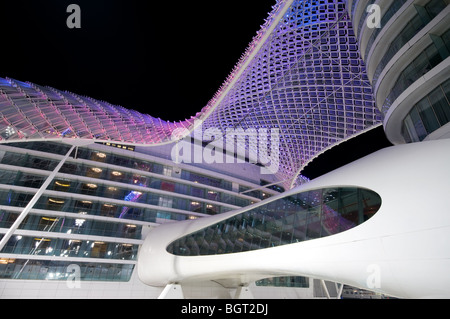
[425,0,447,19]
[256,276,309,288]
[416,97,440,134]
[402,79,450,143]
[443,79,450,102]
[322,188,342,235]
[429,85,450,127]
[167,187,382,256]
[361,188,382,221]
[306,189,322,240]
[409,107,428,141]
[0,259,134,282]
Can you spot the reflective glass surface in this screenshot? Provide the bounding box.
[0,234,138,260]
[0,142,261,208]
[167,187,382,256]
[0,259,134,282]
[256,276,309,288]
[364,0,408,62]
[402,78,450,142]
[382,31,450,116]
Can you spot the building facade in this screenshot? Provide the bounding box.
[0,138,286,298]
[139,138,450,299]
[0,0,449,299]
[348,0,450,143]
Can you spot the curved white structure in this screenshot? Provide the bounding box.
[1,0,448,299]
[138,138,450,299]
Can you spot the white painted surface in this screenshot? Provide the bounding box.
[138,139,450,299]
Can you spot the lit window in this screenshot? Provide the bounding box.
[55,181,70,187]
[48,198,65,204]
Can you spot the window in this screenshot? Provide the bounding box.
[383,33,450,115]
[429,85,450,126]
[80,183,98,195]
[168,187,382,256]
[38,217,58,231]
[100,204,117,217]
[163,166,172,177]
[90,242,107,258]
[109,170,124,182]
[19,174,45,188]
[91,152,107,163]
[46,198,65,211]
[256,276,309,288]
[74,200,92,214]
[53,180,71,192]
[86,167,102,178]
[158,196,173,208]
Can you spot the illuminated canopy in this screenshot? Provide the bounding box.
[0,0,381,189]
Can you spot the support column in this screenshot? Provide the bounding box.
[320,280,331,299]
[158,283,185,299]
[234,284,254,299]
[336,283,344,299]
[0,144,76,252]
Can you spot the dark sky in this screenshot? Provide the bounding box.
[0,0,274,121]
[0,0,393,180]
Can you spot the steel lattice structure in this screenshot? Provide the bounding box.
[0,0,382,189]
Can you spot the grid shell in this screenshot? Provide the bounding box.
[0,0,381,190]
[199,0,382,188]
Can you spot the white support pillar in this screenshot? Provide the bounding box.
[336,283,344,299]
[0,144,76,251]
[320,280,331,299]
[158,283,185,299]
[234,284,254,299]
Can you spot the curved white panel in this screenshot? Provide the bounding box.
[138,139,450,298]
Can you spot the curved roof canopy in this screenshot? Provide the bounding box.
[0,0,381,189]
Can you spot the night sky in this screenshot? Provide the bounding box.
[0,0,274,121]
[0,0,393,180]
